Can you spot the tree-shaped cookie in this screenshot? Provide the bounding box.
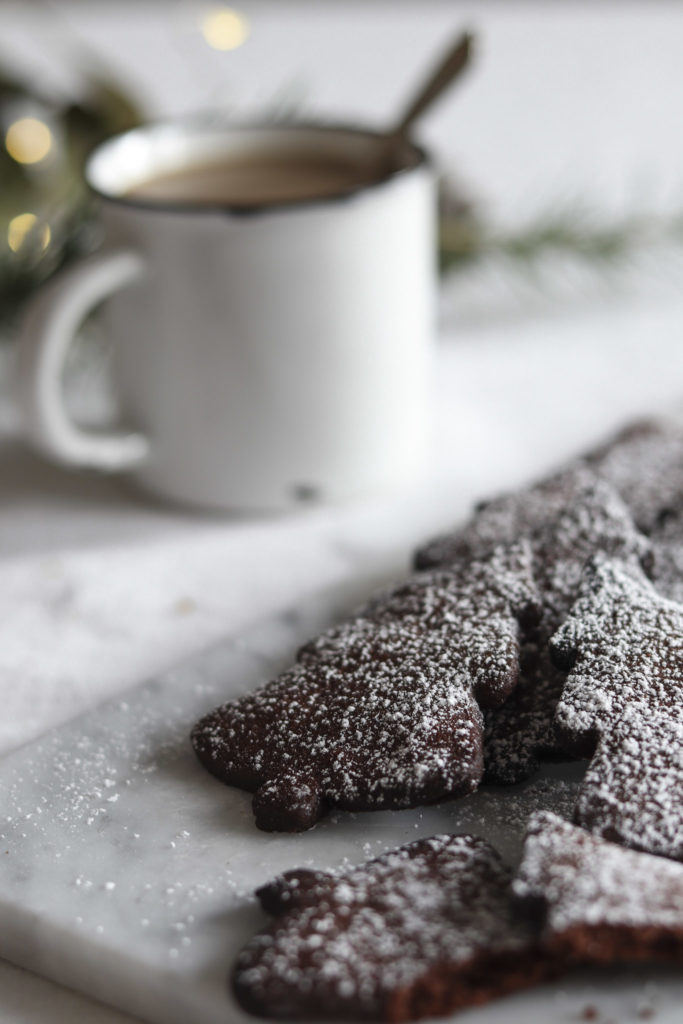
[551,555,683,758]
[647,505,683,604]
[514,812,683,964]
[413,418,683,786]
[584,417,683,535]
[483,477,651,783]
[575,704,683,861]
[192,542,539,831]
[414,464,590,570]
[550,555,683,860]
[413,464,652,783]
[412,418,678,573]
[234,833,549,1021]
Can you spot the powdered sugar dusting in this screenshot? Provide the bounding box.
[585,418,683,535]
[234,833,535,1019]
[192,543,538,830]
[575,704,683,861]
[514,812,683,938]
[649,510,683,604]
[551,556,683,755]
[414,466,594,571]
[415,417,683,785]
[485,475,650,783]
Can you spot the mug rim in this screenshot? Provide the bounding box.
[85,117,432,217]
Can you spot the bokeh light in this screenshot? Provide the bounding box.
[5,117,53,165]
[201,7,249,51]
[7,213,51,254]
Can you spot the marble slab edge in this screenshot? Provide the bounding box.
[0,585,367,1024]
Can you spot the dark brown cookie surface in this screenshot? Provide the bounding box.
[415,416,683,578]
[483,643,567,785]
[584,417,683,535]
[234,834,549,1022]
[484,477,651,783]
[550,555,683,758]
[513,811,683,964]
[574,704,683,862]
[547,555,683,860]
[649,509,683,603]
[413,465,590,571]
[192,543,538,831]
[307,540,541,711]
[415,417,683,784]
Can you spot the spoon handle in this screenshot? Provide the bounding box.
[393,31,474,139]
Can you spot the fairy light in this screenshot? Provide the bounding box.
[201,7,249,50]
[5,117,53,165]
[7,213,51,254]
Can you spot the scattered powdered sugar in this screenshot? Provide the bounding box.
[229,418,683,1015]
[413,417,683,573]
[485,474,650,783]
[413,465,595,570]
[649,509,683,604]
[483,645,568,784]
[192,543,539,831]
[584,417,683,535]
[311,539,540,710]
[575,704,683,862]
[194,415,683,836]
[551,555,683,755]
[414,417,683,786]
[234,833,536,1019]
[514,812,683,939]
[529,475,651,630]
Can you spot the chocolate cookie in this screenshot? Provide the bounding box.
[574,705,683,861]
[483,643,567,785]
[302,540,541,711]
[484,477,651,783]
[414,468,653,785]
[549,555,683,858]
[550,555,683,759]
[234,834,550,1021]
[584,417,683,535]
[192,542,538,831]
[416,419,683,787]
[514,811,683,964]
[415,417,683,573]
[649,508,683,603]
[413,465,590,571]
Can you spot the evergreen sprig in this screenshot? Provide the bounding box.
[438,181,682,276]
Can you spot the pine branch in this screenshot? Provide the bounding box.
[438,191,675,277]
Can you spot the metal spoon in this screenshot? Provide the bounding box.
[382,30,474,168]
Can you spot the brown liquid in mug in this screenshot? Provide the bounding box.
[125,151,381,207]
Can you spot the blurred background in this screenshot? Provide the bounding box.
[4,3,683,432]
[5,0,683,335]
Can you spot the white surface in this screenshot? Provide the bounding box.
[1,598,682,1024]
[2,2,683,1022]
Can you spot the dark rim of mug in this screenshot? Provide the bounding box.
[86,118,432,217]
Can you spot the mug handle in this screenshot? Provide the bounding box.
[15,249,150,471]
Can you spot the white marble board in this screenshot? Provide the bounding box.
[0,589,682,1024]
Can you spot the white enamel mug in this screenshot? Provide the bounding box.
[16,121,435,512]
